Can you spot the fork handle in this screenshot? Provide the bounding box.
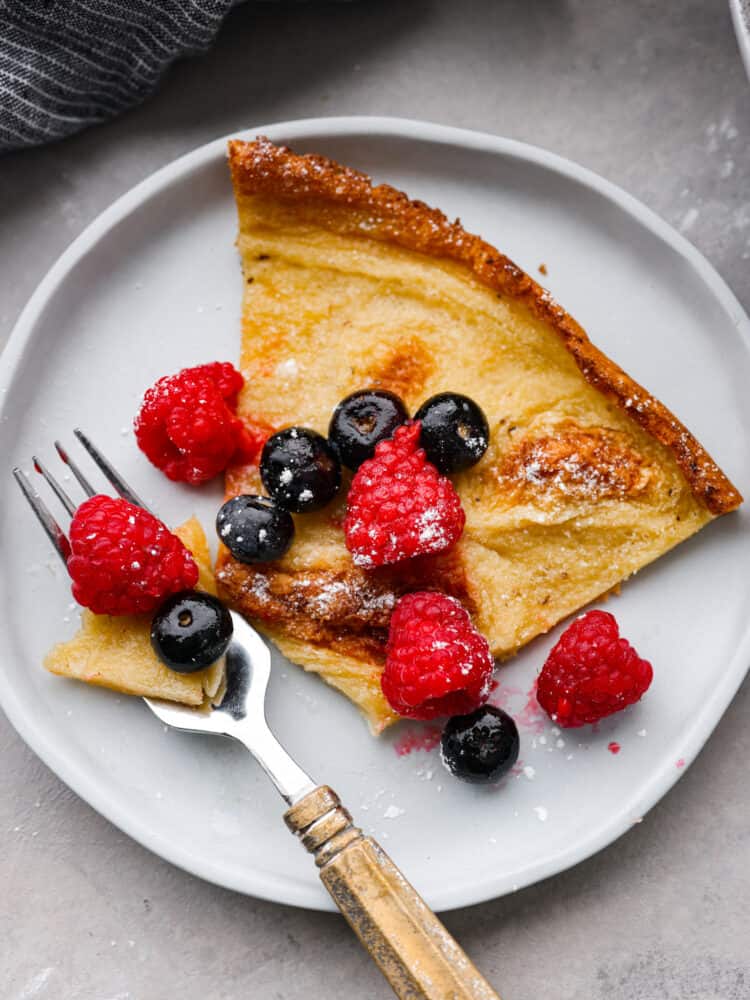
[284,786,501,1000]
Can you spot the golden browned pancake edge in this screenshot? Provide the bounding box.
[227,137,740,516]
[218,137,742,733]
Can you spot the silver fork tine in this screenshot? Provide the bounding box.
[73,428,149,511]
[32,456,77,516]
[12,468,71,566]
[55,440,96,498]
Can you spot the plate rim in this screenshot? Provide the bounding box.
[730,0,750,82]
[1,115,749,912]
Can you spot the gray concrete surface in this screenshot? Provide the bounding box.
[2,2,749,997]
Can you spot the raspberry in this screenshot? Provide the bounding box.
[134,363,256,484]
[381,592,494,720]
[67,495,199,616]
[190,362,244,407]
[344,422,465,568]
[536,610,653,728]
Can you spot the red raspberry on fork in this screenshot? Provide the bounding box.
[67,495,198,616]
[381,591,494,720]
[344,422,465,569]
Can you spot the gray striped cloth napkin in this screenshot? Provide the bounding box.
[0,0,235,152]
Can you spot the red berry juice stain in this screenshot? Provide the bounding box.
[608,741,621,755]
[515,680,546,734]
[394,725,442,757]
[486,680,546,733]
[486,681,523,712]
[676,758,686,769]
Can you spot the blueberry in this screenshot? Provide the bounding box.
[216,495,294,564]
[151,591,233,673]
[328,390,409,469]
[440,706,519,783]
[415,392,490,474]
[260,427,341,512]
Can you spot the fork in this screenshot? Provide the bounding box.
[14,431,503,1000]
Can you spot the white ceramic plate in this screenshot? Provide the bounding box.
[2,117,749,913]
[730,0,750,81]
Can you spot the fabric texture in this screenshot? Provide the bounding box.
[0,0,234,152]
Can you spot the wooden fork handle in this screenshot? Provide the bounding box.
[284,786,502,1000]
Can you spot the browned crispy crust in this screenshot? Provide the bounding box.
[228,136,741,515]
[216,548,474,665]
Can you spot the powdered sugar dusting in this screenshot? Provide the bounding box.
[275,357,299,379]
[247,573,271,602]
[416,506,446,546]
[219,557,402,639]
[680,206,699,233]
